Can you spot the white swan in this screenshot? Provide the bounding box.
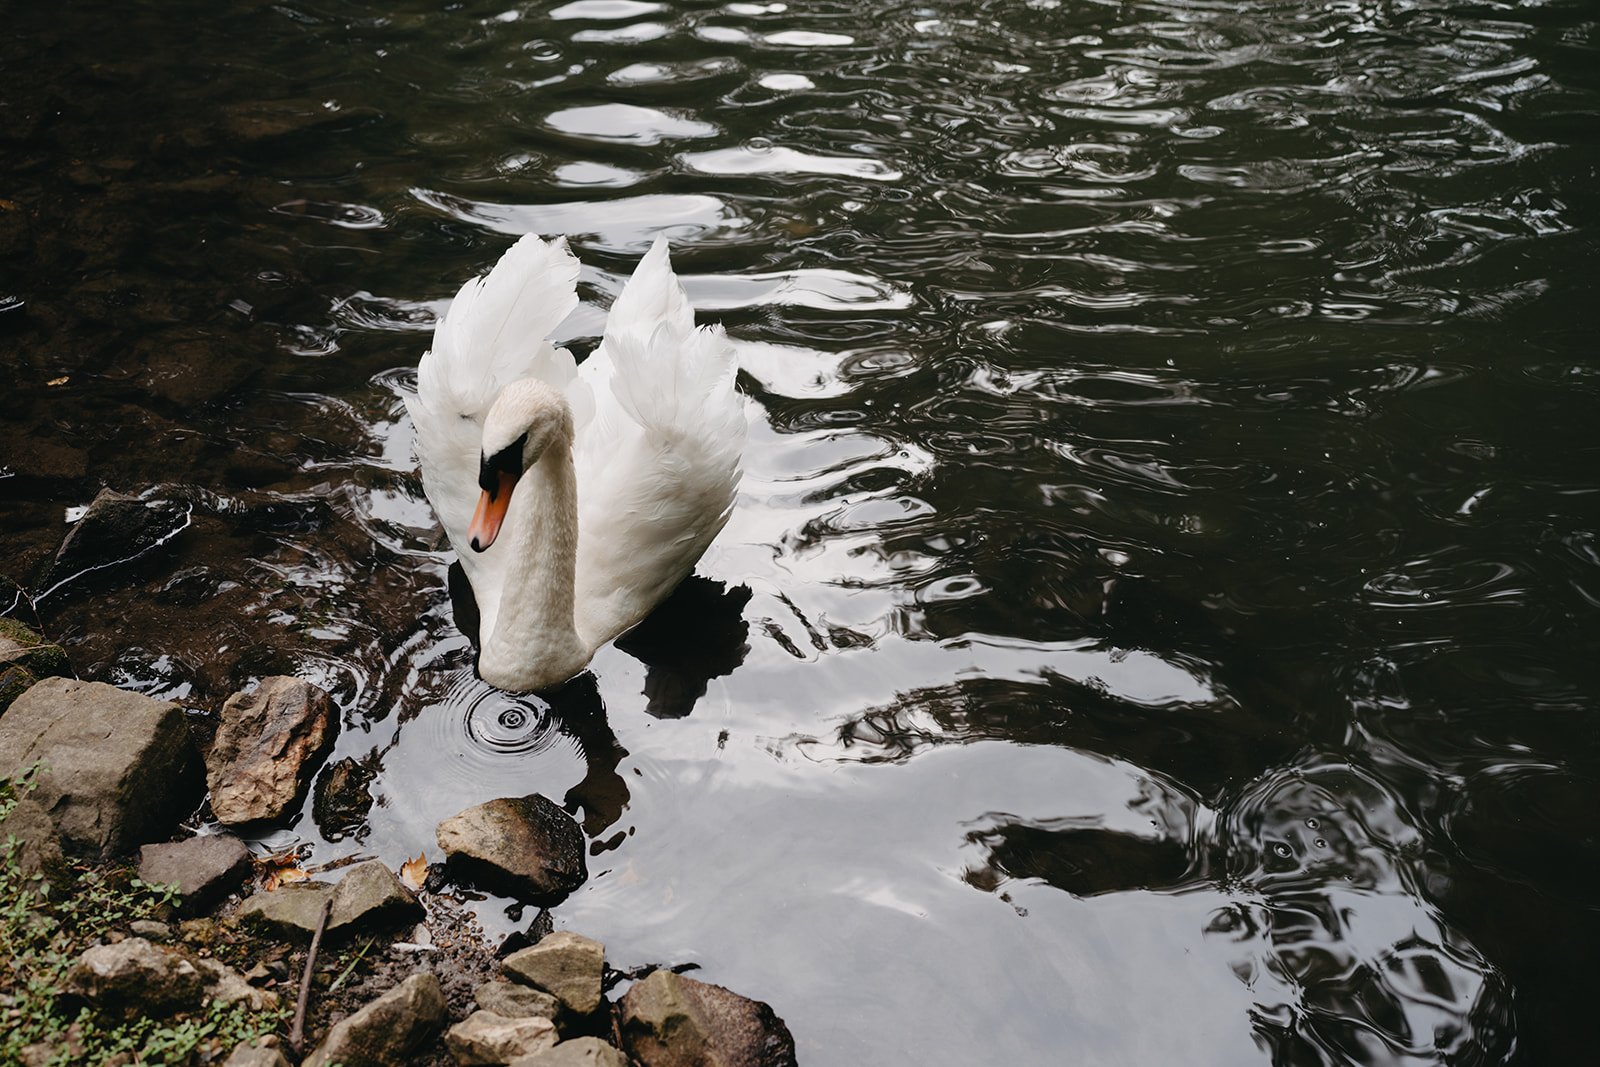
[406,235,745,691]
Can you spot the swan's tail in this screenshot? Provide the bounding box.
[603,237,741,441]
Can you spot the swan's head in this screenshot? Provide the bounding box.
[469,380,574,553]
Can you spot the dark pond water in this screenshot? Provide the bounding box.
[4,0,1599,1062]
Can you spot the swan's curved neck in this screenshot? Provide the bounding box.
[477,436,589,691]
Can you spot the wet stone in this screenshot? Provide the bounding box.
[312,755,376,841]
[619,970,797,1067]
[32,488,190,598]
[137,833,252,913]
[436,794,587,904]
[502,931,605,1017]
[206,675,337,826]
[445,1010,558,1066]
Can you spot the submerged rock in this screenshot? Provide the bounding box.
[206,675,337,825]
[436,795,586,903]
[302,971,447,1067]
[137,833,252,913]
[65,937,277,1018]
[502,931,605,1017]
[445,1010,558,1065]
[512,1037,631,1067]
[0,677,202,857]
[312,755,376,841]
[619,970,797,1067]
[32,487,190,598]
[475,979,561,1021]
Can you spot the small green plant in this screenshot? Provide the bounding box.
[0,768,286,1065]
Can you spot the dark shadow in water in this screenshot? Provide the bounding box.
[615,576,751,720]
[543,673,630,844]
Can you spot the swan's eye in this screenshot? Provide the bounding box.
[479,432,528,496]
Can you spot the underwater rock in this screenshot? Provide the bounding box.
[436,794,587,904]
[206,675,336,826]
[312,755,375,841]
[32,487,190,598]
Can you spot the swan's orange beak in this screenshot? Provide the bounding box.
[468,471,517,552]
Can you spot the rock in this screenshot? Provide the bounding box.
[206,675,337,825]
[303,971,447,1067]
[445,1011,558,1065]
[312,755,376,841]
[437,795,586,903]
[238,860,422,939]
[502,932,605,1017]
[237,881,334,937]
[65,937,278,1018]
[137,833,252,912]
[0,617,69,679]
[328,859,424,934]
[129,919,172,941]
[0,677,203,857]
[33,488,191,597]
[619,970,797,1067]
[224,1036,291,1067]
[476,979,561,1021]
[219,100,381,143]
[511,1037,631,1067]
[179,917,221,947]
[0,794,67,884]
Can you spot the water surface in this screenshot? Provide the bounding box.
[3,1,1598,1063]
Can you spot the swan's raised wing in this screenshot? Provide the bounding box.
[572,237,746,646]
[407,235,581,553]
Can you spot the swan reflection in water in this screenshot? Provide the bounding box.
[954,752,1514,1065]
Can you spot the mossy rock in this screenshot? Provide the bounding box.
[0,663,36,715]
[0,618,69,679]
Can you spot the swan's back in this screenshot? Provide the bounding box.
[572,238,745,646]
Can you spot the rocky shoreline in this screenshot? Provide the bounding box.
[0,620,797,1067]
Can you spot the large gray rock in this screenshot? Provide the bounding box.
[436,795,586,903]
[303,971,447,1067]
[502,932,605,1016]
[476,979,561,1021]
[445,1010,558,1065]
[206,676,337,825]
[511,1037,630,1067]
[0,677,202,857]
[237,859,421,939]
[0,794,67,884]
[138,833,252,912]
[65,937,277,1018]
[619,970,797,1067]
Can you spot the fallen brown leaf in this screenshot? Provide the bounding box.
[400,851,427,891]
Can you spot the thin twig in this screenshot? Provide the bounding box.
[290,897,333,1053]
[327,937,375,995]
